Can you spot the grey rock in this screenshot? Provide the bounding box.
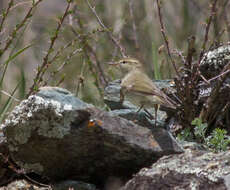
[52,180,97,190]
[200,44,230,79]
[108,108,166,129]
[0,180,48,190]
[0,132,13,186]
[0,179,97,190]
[2,87,183,185]
[121,148,230,190]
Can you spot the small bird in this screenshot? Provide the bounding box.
[110,57,176,125]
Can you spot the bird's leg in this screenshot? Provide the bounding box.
[136,105,143,114]
[131,104,143,122]
[154,104,159,127]
[144,108,154,120]
[120,88,125,104]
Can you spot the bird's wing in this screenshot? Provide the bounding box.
[121,70,160,95]
[121,70,176,108]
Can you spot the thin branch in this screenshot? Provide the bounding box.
[208,69,230,82]
[68,3,109,86]
[0,90,19,102]
[27,0,73,97]
[128,0,140,52]
[156,0,180,76]
[85,0,127,57]
[69,17,108,87]
[10,0,31,12]
[200,61,230,122]
[198,0,218,65]
[0,0,43,59]
[75,61,86,96]
[55,48,82,73]
[49,38,79,64]
[0,0,14,34]
[71,16,104,94]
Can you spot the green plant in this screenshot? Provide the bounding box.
[177,117,207,142]
[206,128,230,152]
[179,117,230,152]
[177,127,194,142]
[191,117,208,142]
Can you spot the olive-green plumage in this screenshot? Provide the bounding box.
[111,58,176,109]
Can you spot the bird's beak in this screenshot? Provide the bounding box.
[108,61,119,66]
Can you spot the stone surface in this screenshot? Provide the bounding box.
[0,129,14,186]
[108,108,166,129]
[52,180,97,190]
[121,147,230,190]
[0,180,47,190]
[0,179,97,190]
[2,87,183,186]
[200,44,230,79]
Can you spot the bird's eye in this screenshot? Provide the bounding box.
[122,61,126,64]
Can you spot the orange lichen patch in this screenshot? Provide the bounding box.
[87,119,103,128]
[148,135,161,149]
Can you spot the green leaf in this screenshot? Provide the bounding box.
[0,82,20,123]
[0,44,33,89]
[19,68,26,99]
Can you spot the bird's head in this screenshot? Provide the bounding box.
[110,58,143,73]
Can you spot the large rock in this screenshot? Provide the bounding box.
[121,144,230,190]
[0,130,14,186]
[2,87,183,186]
[200,44,230,79]
[0,179,97,190]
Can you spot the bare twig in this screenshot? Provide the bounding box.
[208,69,230,82]
[186,36,196,66]
[71,15,104,95]
[10,0,31,12]
[55,48,82,72]
[218,0,229,21]
[200,61,230,122]
[27,0,73,97]
[49,38,79,65]
[85,0,127,57]
[0,90,19,102]
[198,0,218,65]
[156,0,180,76]
[223,10,230,40]
[0,0,14,34]
[173,49,186,65]
[0,0,43,59]
[75,61,86,96]
[68,4,108,87]
[200,74,210,84]
[128,0,140,52]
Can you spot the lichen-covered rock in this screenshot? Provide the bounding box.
[2,87,183,185]
[0,179,97,190]
[52,180,97,190]
[0,180,46,190]
[121,147,230,190]
[200,44,230,79]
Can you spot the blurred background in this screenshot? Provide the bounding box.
[0,0,229,113]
